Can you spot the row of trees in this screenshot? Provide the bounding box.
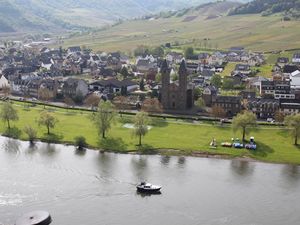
[0,100,150,146]
[2,100,300,147]
[0,102,57,142]
[91,100,150,146]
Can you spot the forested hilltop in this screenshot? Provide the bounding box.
[229,0,300,18]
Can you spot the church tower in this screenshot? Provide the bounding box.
[161,59,170,109]
[178,59,187,110]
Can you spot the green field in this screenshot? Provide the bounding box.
[1,101,300,165]
[62,14,300,53]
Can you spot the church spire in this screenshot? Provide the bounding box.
[178,59,187,75]
[160,59,169,74]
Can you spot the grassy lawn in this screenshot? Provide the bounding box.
[1,101,300,164]
[220,62,238,77]
[253,64,273,78]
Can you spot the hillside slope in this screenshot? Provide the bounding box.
[229,0,300,18]
[62,1,300,52]
[0,0,216,33]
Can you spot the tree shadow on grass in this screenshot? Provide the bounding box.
[150,118,168,128]
[3,127,22,139]
[249,141,274,158]
[98,137,128,152]
[64,111,77,116]
[276,129,290,138]
[41,133,64,143]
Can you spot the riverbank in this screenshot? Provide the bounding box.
[1,101,300,165]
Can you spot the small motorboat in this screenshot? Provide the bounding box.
[136,182,162,193]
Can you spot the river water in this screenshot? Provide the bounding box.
[0,136,300,225]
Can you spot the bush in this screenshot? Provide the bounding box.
[74,136,87,149]
[23,125,37,143]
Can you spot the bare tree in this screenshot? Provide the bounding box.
[64,96,75,111]
[142,98,163,114]
[211,105,226,119]
[2,85,10,97]
[85,94,101,111]
[113,96,130,117]
[38,88,52,108]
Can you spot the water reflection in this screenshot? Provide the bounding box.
[230,160,255,177]
[2,138,20,154]
[177,157,186,168]
[24,143,38,155]
[160,155,171,165]
[130,156,148,180]
[1,136,300,225]
[95,152,116,178]
[74,148,86,156]
[282,165,300,183]
[39,143,57,157]
[136,191,162,198]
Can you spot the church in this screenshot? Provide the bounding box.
[160,59,194,111]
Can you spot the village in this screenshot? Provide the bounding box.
[0,41,300,121]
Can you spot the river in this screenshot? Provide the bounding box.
[0,136,300,225]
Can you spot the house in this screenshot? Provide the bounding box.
[247,98,279,119]
[227,52,240,62]
[192,77,206,88]
[213,96,242,117]
[292,53,300,64]
[40,58,54,71]
[200,69,215,80]
[274,81,295,100]
[63,78,88,98]
[136,59,157,73]
[260,80,275,96]
[67,46,82,54]
[277,57,289,65]
[89,78,138,94]
[280,100,300,115]
[198,53,212,65]
[248,76,268,91]
[234,64,251,76]
[239,90,256,99]
[186,62,199,74]
[0,75,9,90]
[290,70,300,89]
[202,85,217,107]
[166,52,184,64]
[283,64,299,74]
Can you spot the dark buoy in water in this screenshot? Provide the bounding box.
[15,211,52,225]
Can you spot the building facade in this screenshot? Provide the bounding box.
[160,59,193,111]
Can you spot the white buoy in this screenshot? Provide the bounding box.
[15,211,52,225]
